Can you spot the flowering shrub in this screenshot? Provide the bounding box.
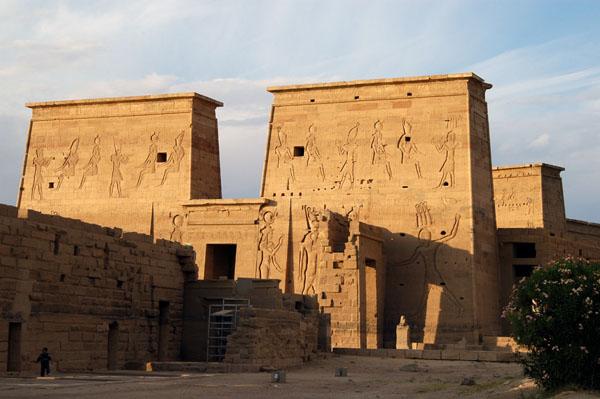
[503,257,600,390]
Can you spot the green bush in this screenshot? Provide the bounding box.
[503,256,600,390]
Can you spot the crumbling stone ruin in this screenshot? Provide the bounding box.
[3,73,600,373]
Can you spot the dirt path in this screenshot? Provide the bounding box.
[1,355,598,398]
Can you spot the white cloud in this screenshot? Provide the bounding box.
[528,133,550,149]
[0,1,599,222]
[66,73,181,99]
[35,6,126,39]
[1,37,105,76]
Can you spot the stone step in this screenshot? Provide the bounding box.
[146,362,262,373]
[332,348,521,362]
[413,343,513,352]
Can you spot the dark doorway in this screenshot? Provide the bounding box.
[361,259,379,349]
[204,244,237,279]
[158,301,169,361]
[7,322,22,371]
[107,322,119,370]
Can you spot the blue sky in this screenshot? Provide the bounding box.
[1,0,599,222]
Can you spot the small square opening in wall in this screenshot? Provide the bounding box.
[157,152,167,163]
[48,182,54,189]
[293,146,305,157]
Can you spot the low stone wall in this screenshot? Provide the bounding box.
[333,347,519,362]
[224,307,319,369]
[0,204,196,373]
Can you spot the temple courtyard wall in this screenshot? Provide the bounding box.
[0,203,196,373]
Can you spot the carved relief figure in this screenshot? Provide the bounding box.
[298,206,321,295]
[273,126,296,182]
[136,132,158,187]
[306,124,325,181]
[170,214,184,243]
[79,135,101,189]
[435,118,459,188]
[397,119,423,178]
[415,201,432,228]
[396,214,463,317]
[337,123,360,190]
[160,131,185,185]
[109,143,128,198]
[345,204,364,222]
[31,148,54,200]
[257,210,284,279]
[56,138,80,190]
[370,120,392,179]
[274,126,289,168]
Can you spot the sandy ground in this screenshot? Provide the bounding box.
[1,355,598,399]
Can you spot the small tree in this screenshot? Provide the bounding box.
[504,256,600,390]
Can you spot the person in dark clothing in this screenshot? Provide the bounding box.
[36,347,51,376]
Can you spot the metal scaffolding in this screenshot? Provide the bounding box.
[206,298,249,362]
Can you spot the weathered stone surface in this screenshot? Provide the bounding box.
[0,203,195,373]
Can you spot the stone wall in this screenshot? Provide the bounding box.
[18,93,222,235]
[493,163,566,231]
[262,74,501,344]
[224,306,319,369]
[0,203,196,373]
[182,278,322,365]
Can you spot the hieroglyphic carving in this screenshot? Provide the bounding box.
[56,138,80,190]
[109,142,128,198]
[337,123,359,190]
[396,214,463,317]
[79,135,101,189]
[257,210,284,279]
[370,120,392,179]
[160,131,185,185]
[306,124,325,181]
[31,148,53,200]
[170,214,185,243]
[495,188,515,206]
[298,205,321,294]
[397,119,423,178]
[136,132,158,187]
[415,201,432,228]
[344,204,364,222]
[435,117,459,188]
[495,188,534,215]
[441,196,458,209]
[273,126,295,182]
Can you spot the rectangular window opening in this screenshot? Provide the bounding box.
[512,242,536,258]
[293,146,305,157]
